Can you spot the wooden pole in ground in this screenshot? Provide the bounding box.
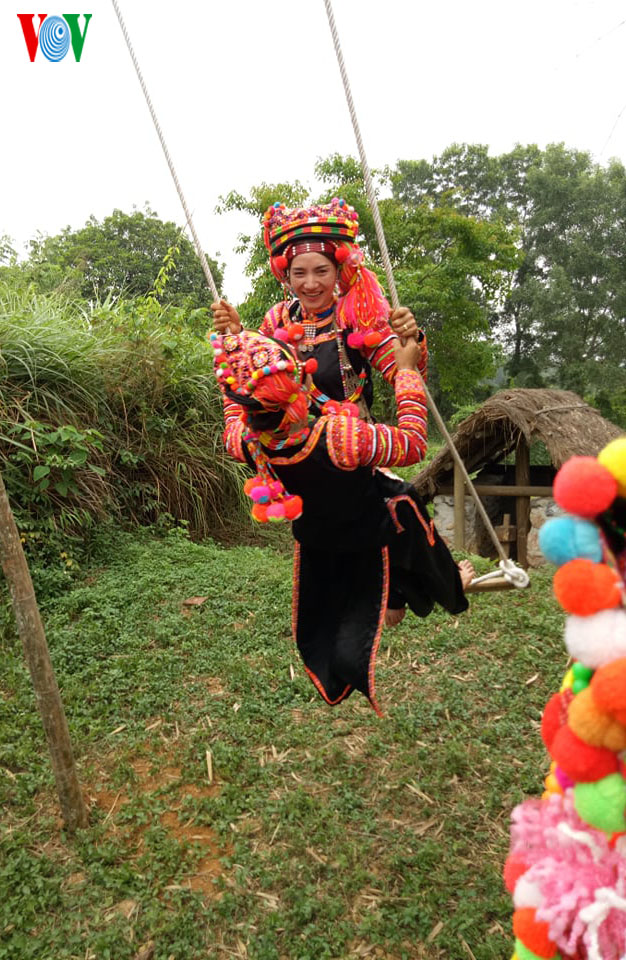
[515,436,531,569]
[453,460,465,550]
[0,472,87,832]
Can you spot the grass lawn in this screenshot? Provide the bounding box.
[0,528,565,960]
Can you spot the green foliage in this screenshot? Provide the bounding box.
[3,207,223,308]
[399,143,626,412]
[0,530,564,958]
[0,279,246,554]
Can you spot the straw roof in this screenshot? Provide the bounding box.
[414,388,623,501]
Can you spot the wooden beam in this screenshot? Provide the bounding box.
[516,436,531,569]
[453,460,465,550]
[436,484,553,498]
[0,471,87,832]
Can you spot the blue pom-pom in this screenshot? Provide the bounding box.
[539,515,602,566]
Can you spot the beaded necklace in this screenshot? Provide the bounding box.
[292,301,366,405]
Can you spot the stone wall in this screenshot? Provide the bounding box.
[433,494,561,566]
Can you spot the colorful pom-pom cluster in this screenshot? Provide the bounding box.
[243,474,303,524]
[505,437,626,960]
[209,329,298,396]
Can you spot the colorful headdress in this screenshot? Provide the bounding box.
[503,437,626,960]
[210,329,309,524]
[263,197,389,334]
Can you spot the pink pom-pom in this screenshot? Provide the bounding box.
[266,502,286,522]
[250,484,271,503]
[340,403,360,418]
[347,332,365,348]
[553,457,617,517]
[269,481,284,497]
[273,328,290,342]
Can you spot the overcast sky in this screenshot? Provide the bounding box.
[2,0,625,302]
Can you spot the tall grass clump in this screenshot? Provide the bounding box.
[0,280,246,555]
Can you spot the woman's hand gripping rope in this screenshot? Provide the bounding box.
[211,300,242,335]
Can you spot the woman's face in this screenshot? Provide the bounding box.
[288,252,338,313]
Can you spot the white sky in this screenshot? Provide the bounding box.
[2,0,626,303]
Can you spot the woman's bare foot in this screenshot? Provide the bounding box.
[458,559,476,591]
[385,607,406,628]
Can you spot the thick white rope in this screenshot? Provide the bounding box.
[323,0,529,585]
[109,0,220,303]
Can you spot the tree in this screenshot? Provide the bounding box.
[23,207,223,306]
[393,144,626,418]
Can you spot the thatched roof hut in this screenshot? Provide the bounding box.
[414,388,623,502]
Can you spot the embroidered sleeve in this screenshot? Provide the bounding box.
[260,301,289,336]
[221,395,246,462]
[365,328,428,384]
[327,370,427,469]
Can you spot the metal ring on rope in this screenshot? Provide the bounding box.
[322,0,529,590]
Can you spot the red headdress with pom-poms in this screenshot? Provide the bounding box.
[209,329,308,524]
[262,198,389,337]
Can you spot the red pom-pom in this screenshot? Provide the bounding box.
[288,323,305,343]
[304,358,318,374]
[272,255,288,272]
[503,855,528,893]
[541,692,568,750]
[283,495,303,520]
[513,908,559,958]
[273,327,290,342]
[553,457,617,517]
[334,245,350,263]
[251,503,269,523]
[553,558,622,616]
[347,332,365,349]
[550,724,618,782]
[322,400,342,415]
[364,331,383,348]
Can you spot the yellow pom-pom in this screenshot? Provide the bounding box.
[598,437,626,497]
[560,667,574,692]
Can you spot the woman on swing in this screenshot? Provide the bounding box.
[212,199,474,625]
[209,324,470,714]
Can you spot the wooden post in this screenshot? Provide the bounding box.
[515,436,531,569]
[0,472,87,832]
[453,460,465,550]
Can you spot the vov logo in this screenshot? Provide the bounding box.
[17,14,92,62]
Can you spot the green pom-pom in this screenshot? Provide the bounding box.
[574,772,626,833]
[515,940,560,960]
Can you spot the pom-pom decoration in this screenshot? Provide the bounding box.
[553,457,617,518]
[565,609,626,669]
[590,656,626,725]
[334,244,350,263]
[347,332,365,349]
[538,516,602,567]
[303,358,318,374]
[573,772,626,833]
[598,437,626,497]
[287,323,305,343]
[553,558,622,616]
[513,908,559,958]
[549,725,618,782]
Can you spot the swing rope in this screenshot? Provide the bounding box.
[323,0,529,589]
[109,0,220,303]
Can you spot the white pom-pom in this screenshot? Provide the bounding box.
[565,608,626,668]
[513,872,543,909]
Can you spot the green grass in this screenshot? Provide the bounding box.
[0,529,565,960]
